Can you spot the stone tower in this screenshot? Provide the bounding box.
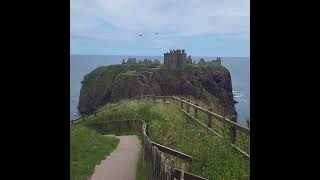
[164,49,189,70]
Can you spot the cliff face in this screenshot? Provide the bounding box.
[78,64,237,117]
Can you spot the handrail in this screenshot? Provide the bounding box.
[151,142,193,160]
[142,95,250,134]
[141,120,207,180]
[174,169,208,180]
[180,108,222,138]
[172,96,250,134]
[142,94,250,159]
[84,118,207,179]
[180,107,250,159]
[72,95,250,134]
[70,98,137,125]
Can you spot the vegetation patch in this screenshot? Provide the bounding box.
[81,100,249,180]
[70,125,119,180]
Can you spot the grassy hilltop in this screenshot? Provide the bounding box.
[79,63,237,118]
[73,99,249,180]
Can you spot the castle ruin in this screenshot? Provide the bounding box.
[197,57,222,66]
[164,49,192,70]
[122,57,160,65]
[212,57,221,65]
[126,58,137,64]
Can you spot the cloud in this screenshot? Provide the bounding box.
[71,0,249,36]
[150,39,177,49]
[71,0,249,55]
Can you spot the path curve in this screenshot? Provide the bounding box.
[91,135,141,180]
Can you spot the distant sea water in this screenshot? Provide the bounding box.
[70,55,250,126]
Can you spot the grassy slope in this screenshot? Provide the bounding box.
[81,100,250,180]
[81,63,225,96]
[80,63,230,114]
[184,63,226,73]
[79,64,162,112]
[70,125,119,180]
[82,64,159,91]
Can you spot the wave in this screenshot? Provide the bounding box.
[233,91,243,98]
[234,94,243,98]
[239,99,248,103]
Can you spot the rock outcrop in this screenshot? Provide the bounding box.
[78,64,237,117]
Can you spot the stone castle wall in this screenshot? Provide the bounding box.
[164,49,190,70]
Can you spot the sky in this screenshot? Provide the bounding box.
[70,0,250,57]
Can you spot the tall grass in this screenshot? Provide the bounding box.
[70,125,119,180]
[81,100,250,180]
[136,150,144,180]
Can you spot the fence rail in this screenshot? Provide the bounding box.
[142,120,208,180]
[83,119,207,180]
[71,94,249,178]
[70,99,137,125]
[174,169,208,180]
[151,142,193,160]
[180,107,223,138]
[142,121,176,180]
[172,96,250,134]
[72,94,249,159]
[85,119,142,135]
[142,95,250,159]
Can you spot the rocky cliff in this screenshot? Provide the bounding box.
[78,64,237,117]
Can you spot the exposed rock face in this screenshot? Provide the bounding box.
[110,74,152,102]
[78,64,237,117]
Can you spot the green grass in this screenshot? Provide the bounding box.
[79,64,162,111]
[136,150,144,180]
[81,64,155,97]
[81,100,250,180]
[182,100,250,155]
[70,125,119,180]
[82,64,158,88]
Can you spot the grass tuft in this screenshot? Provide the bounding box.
[80,99,249,180]
[70,125,119,180]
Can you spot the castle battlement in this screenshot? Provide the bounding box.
[122,57,160,65]
[164,49,191,70]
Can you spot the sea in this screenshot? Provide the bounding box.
[70,55,250,127]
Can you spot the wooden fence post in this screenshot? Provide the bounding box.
[187,100,190,113]
[180,162,185,180]
[181,98,184,109]
[195,103,198,118]
[146,123,149,136]
[163,97,165,103]
[230,115,237,144]
[208,107,212,128]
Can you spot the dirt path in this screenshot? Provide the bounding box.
[90,135,142,180]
